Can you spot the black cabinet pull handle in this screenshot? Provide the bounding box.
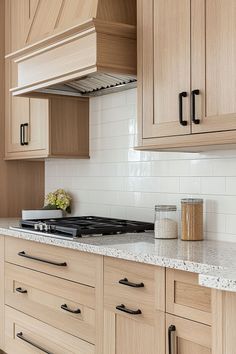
[168,325,176,354]
[23,123,29,145]
[18,251,67,267]
[61,304,81,314]
[116,304,142,315]
[16,332,53,354]
[119,278,144,288]
[16,287,27,294]
[191,89,200,124]
[179,92,188,126]
[20,124,24,146]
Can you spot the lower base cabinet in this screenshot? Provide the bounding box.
[104,310,165,354]
[166,314,212,354]
[5,306,95,354]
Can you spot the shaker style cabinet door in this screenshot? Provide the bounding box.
[104,310,165,354]
[191,0,236,133]
[166,314,212,354]
[140,0,191,139]
[5,62,48,157]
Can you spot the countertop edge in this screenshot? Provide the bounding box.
[0,226,233,292]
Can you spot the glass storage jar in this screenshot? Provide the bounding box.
[154,205,178,239]
[181,198,203,241]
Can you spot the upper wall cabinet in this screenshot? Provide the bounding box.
[137,0,236,151]
[5,0,90,160]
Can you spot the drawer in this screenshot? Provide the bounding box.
[104,257,165,324]
[166,314,211,354]
[5,237,99,286]
[166,269,212,325]
[5,306,95,354]
[5,263,95,344]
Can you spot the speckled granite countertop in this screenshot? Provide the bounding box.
[0,218,236,292]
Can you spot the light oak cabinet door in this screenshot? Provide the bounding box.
[166,314,212,354]
[5,306,95,354]
[104,310,165,354]
[138,0,236,150]
[6,96,48,156]
[103,257,165,354]
[140,0,191,139]
[191,0,236,134]
[5,94,89,160]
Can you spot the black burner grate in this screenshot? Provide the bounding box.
[20,216,154,238]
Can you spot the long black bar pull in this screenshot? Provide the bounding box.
[168,325,176,354]
[191,89,200,124]
[20,124,24,145]
[179,92,188,126]
[16,332,53,354]
[18,251,67,267]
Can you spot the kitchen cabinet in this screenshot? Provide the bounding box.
[5,307,95,354]
[137,0,236,151]
[104,310,165,354]
[103,257,165,354]
[5,91,89,160]
[5,2,89,160]
[3,237,104,354]
[0,0,44,216]
[166,269,212,325]
[166,314,212,354]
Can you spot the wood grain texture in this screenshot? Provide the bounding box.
[5,263,96,343]
[104,257,165,325]
[166,314,212,354]
[136,129,236,152]
[141,0,191,139]
[50,96,89,158]
[103,257,165,354]
[212,290,236,354]
[104,309,165,354]
[137,0,236,151]
[5,237,99,287]
[94,255,104,354]
[7,0,136,53]
[5,306,95,354]
[192,0,236,134]
[166,269,212,325]
[2,0,44,216]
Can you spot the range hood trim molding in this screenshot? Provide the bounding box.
[6,19,136,61]
[8,19,137,98]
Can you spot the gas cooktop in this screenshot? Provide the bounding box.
[11,216,154,239]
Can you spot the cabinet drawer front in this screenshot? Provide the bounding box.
[166,314,211,354]
[104,257,165,324]
[5,306,95,354]
[5,263,95,344]
[166,269,212,325]
[5,237,98,286]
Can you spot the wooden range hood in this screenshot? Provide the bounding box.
[6,0,137,98]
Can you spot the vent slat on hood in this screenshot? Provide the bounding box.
[63,73,137,95]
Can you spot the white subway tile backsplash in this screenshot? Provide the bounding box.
[200,177,226,195]
[45,88,236,242]
[179,177,201,194]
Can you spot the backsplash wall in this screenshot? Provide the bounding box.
[46,88,236,242]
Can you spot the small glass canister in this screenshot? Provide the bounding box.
[154,205,178,239]
[181,198,203,241]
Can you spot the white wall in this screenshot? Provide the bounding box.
[46,88,236,242]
